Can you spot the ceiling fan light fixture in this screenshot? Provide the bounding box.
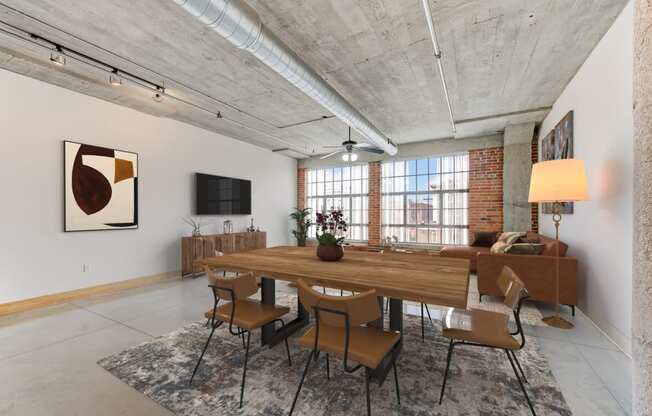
[342,152,358,162]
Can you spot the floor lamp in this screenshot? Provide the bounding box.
[528,159,589,329]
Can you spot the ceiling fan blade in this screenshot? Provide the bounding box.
[322,145,344,148]
[319,150,343,160]
[355,145,384,155]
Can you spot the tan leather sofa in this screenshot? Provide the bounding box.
[438,245,489,273]
[441,232,578,309]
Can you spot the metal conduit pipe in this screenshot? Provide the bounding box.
[172,0,398,156]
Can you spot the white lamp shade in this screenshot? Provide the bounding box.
[528,159,589,203]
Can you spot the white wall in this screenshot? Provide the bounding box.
[0,69,296,304]
[539,1,633,353]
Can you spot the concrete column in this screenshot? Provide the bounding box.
[503,122,535,231]
[633,2,652,414]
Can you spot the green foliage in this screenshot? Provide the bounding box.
[316,232,345,247]
[290,207,312,246]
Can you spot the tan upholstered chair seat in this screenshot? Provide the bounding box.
[205,300,290,330]
[297,325,400,368]
[442,308,520,350]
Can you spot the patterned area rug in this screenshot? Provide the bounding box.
[98,284,569,416]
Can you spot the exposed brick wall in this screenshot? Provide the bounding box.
[296,167,305,210]
[367,161,382,246]
[531,137,539,233]
[469,147,504,235]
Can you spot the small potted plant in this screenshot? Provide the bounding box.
[315,209,347,261]
[290,207,312,247]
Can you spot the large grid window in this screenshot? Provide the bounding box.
[305,165,369,241]
[381,154,469,245]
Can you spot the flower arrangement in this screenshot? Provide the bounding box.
[315,209,348,247]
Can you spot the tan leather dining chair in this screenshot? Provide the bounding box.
[289,279,401,416]
[439,266,536,415]
[190,266,293,408]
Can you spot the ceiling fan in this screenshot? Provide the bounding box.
[319,126,385,161]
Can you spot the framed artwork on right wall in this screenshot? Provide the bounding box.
[541,110,574,214]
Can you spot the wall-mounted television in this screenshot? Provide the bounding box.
[195,173,251,215]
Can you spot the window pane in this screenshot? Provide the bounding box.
[394,161,406,176]
[325,169,333,182]
[382,162,393,178]
[407,176,417,192]
[407,160,417,176]
[417,159,428,174]
[379,154,469,245]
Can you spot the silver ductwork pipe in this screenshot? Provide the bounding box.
[172,0,398,156]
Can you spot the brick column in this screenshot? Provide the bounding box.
[531,134,539,233]
[469,147,504,235]
[368,161,382,246]
[296,167,305,210]
[633,1,652,413]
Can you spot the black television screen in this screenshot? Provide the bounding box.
[195,173,251,215]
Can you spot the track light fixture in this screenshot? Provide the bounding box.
[49,47,65,66]
[153,86,165,102]
[109,70,122,86]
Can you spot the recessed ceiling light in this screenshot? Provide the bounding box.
[49,51,66,66]
[153,92,163,102]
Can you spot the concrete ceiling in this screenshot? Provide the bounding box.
[0,0,628,158]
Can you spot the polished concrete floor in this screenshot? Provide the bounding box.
[0,277,632,416]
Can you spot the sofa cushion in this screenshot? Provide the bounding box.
[527,232,569,256]
[498,231,527,245]
[470,231,498,247]
[490,241,510,254]
[505,243,545,255]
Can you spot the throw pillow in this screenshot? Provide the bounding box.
[471,231,498,247]
[505,243,545,255]
[498,231,527,245]
[490,241,510,254]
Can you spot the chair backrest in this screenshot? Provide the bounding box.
[205,266,257,301]
[497,266,528,310]
[296,279,380,327]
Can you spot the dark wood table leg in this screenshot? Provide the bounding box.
[370,297,403,383]
[260,277,309,347]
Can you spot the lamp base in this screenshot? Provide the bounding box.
[542,315,574,329]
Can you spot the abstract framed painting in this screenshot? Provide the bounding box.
[64,141,138,231]
[541,110,574,214]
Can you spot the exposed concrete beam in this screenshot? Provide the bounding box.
[298,133,503,169]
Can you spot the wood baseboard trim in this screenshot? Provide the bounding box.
[0,271,182,317]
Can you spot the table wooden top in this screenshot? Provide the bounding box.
[201,246,470,309]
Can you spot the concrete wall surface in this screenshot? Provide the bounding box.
[0,69,296,304]
[539,1,634,353]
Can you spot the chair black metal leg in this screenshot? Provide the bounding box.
[326,353,330,379]
[239,331,252,408]
[240,328,246,349]
[505,349,536,416]
[392,359,401,405]
[365,367,371,416]
[384,298,389,313]
[284,336,293,367]
[510,350,528,383]
[421,303,425,342]
[289,350,315,416]
[439,340,455,404]
[190,326,216,385]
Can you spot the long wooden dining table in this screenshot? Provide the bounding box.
[201,246,470,381]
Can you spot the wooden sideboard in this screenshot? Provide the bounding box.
[181,231,267,277]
